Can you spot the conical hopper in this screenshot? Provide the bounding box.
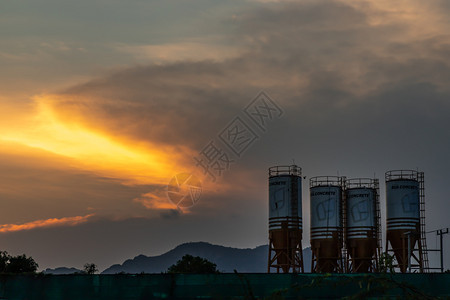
[387,229,418,273]
[311,238,340,273]
[271,228,289,273]
[347,238,377,272]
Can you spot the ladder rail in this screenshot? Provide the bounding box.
[419,172,429,272]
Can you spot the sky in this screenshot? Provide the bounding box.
[1,0,450,272]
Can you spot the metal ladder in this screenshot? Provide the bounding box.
[341,177,347,272]
[374,179,382,270]
[419,172,429,272]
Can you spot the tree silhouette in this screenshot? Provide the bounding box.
[83,263,98,274]
[378,252,396,273]
[0,251,9,273]
[4,254,38,274]
[167,254,219,274]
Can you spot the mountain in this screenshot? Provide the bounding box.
[102,242,312,274]
[43,267,82,275]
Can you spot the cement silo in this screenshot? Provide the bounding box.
[310,176,345,273]
[268,165,303,273]
[345,178,381,273]
[385,170,428,273]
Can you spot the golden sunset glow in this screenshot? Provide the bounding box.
[0,214,94,233]
[0,95,194,187]
[134,192,179,210]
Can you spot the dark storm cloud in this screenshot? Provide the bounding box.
[46,0,450,212]
[47,0,450,171]
[160,209,182,219]
[55,62,248,148]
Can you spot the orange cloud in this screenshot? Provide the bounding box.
[134,192,179,210]
[0,214,94,233]
[0,92,232,213]
[0,94,195,187]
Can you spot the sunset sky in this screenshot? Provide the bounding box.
[1,0,450,271]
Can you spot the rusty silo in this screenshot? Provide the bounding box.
[345,178,381,273]
[268,165,304,273]
[310,176,345,273]
[385,170,428,273]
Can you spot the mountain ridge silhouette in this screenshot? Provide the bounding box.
[43,242,312,274]
[101,241,312,274]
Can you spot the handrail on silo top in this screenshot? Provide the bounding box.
[268,165,302,177]
[309,176,344,188]
[385,170,419,181]
[346,178,377,189]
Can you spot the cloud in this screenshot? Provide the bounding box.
[4,0,448,217]
[116,40,243,63]
[0,94,196,187]
[134,192,178,210]
[40,0,450,156]
[160,209,182,219]
[0,214,94,233]
[0,142,165,223]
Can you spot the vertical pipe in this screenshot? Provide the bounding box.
[407,232,411,273]
[268,238,271,273]
[440,230,444,273]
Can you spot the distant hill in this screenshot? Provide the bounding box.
[102,242,312,274]
[43,267,82,275]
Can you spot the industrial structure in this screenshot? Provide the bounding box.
[385,170,428,273]
[310,176,345,273]
[267,167,431,274]
[345,178,381,272]
[268,165,304,273]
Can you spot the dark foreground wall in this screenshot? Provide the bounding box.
[0,273,449,299]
